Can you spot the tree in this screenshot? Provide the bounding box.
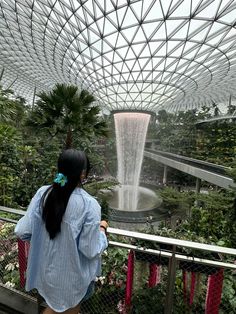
[27,83,108,149]
[0,85,26,126]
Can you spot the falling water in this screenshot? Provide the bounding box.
[114,112,151,211]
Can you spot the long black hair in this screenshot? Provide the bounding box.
[41,149,90,239]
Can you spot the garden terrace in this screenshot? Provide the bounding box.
[1,207,236,314]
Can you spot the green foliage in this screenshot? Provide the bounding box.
[156,109,199,157]
[0,85,26,126]
[196,121,236,166]
[0,84,109,209]
[221,272,236,314]
[156,108,236,167]
[13,143,60,207]
[0,223,20,289]
[160,187,195,215]
[27,83,108,148]
[181,190,235,247]
[132,285,166,313]
[85,180,118,197]
[132,269,207,314]
[85,180,118,220]
[0,124,21,207]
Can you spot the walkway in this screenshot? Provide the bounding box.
[144,149,235,189]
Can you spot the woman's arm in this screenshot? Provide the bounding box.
[78,199,108,259]
[14,187,44,240]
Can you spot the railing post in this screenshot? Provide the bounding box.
[196,178,201,193]
[164,245,177,314]
[163,165,168,185]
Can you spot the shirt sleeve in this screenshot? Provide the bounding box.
[78,198,108,259]
[14,187,44,241]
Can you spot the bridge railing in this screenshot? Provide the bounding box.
[0,206,236,314]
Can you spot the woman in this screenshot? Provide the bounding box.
[15,149,108,314]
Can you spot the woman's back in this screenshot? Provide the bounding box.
[15,149,108,313]
[15,186,107,312]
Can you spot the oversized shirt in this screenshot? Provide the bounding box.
[14,186,108,312]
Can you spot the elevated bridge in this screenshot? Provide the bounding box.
[144,149,235,190]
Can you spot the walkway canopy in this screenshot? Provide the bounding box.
[1,0,236,113]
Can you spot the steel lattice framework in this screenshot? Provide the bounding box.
[1,0,236,113]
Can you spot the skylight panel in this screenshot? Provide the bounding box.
[218,9,236,23]
[103,17,118,35]
[143,0,163,20]
[170,0,191,17]
[132,26,147,43]
[160,0,171,16]
[121,6,138,28]
[150,22,166,41]
[130,1,142,19]
[196,0,222,19]
[121,25,139,43]
[116,33,128,47]
[167,40,183,55]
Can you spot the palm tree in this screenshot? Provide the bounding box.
[27,83,108,148]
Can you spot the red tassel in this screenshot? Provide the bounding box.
[17,239,30,288]
[148,264,159,288]
[214,269,224,312]
[189,272,196,305]
[125,250,135,307]
[205,272,216,313]
[205,269,224,314]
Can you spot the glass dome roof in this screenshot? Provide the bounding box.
[1,0,236,113]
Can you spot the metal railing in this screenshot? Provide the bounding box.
[0,206,236,314]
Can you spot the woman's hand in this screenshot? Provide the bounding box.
[100,220,108,233]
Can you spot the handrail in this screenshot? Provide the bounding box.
[0,205,26,216]
[1,205,236,257]
[109,241,236,270]
[108,227,236,256]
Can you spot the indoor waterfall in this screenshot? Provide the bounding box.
[114,112,151,211]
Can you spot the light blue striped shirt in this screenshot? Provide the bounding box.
[15,186,108,312]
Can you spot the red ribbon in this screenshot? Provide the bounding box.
[148,264,160,287]
[189,272,196,305]
[17,239,30,288]
[125,250,134,307]
[205,269,224,314]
